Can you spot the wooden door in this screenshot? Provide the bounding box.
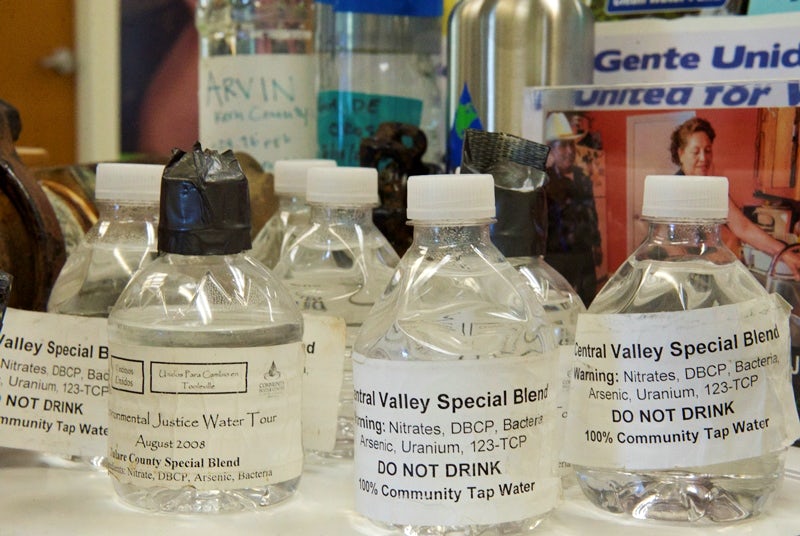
[625,110,696,252]
[755,107,800,200]
[0,0,76,166]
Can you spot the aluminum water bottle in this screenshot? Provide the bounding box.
[196,0,317,171]
[273,166,399,460]
[565,175,800,522]
[107,145,304,513]
[48,163,163,318]
[446,0,594,169]
[352,174,560,533]
[250,158,336,268]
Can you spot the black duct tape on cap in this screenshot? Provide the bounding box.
[158,142,252,256]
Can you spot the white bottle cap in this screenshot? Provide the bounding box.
[407,174,495,221]
[306,166,379,205]
[642,175,728,220]
[274,159,337,195]
[95,163,164,203]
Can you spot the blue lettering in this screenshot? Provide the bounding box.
[261,76,296,103]
[682,52,701,70]
[713,45,748,69]
[595,50,622,72]
[574,86,692,107]
[643,88,665,105]
[785,47,800,68]
[595,47,700,73]
[787,82,800,106]
[713,43,800,70]
[703,85,771,106]
[665,87,692,105]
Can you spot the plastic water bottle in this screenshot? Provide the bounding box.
[352,174,560,533]
[46,162,163,467]
[250,158,336,268]
[196,0,318,170]
[47,163,163,318]
[107,145,304,513]
[566,175,800,522]
[460,128,586,485]
[272,166,399,460]
[316,0,444,166]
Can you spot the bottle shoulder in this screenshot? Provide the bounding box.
[111,253,302,324]
[589,256,767,314]
[279,223,399,265]
[353,248,556,360]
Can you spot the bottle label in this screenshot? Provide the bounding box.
[557,344,573,477]
[564,295,800,469]
[107,343,303,490]
[352,353,560,526]
[198,55,316,172]
[317,90,423,166]
[301,314,347,452]
[0,308,110,457]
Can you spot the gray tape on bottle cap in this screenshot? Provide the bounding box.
[461,129,550,257]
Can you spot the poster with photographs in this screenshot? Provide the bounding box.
[524,80,800,294]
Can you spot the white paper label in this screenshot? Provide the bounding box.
[108,343,303,490]
[594,13,800,84]
[0,308,110,457]
[301,314,346,452]
[198,54,316,171]
[352,354,561,527]
[565,295,800,470]
[557,344,573,477]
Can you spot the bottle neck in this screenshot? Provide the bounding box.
[309,204,374,225]
[411,220,494,248]
[277,193,306,209]
[96,199,159,222]
[640,219,733,261]
[159,252,245,263]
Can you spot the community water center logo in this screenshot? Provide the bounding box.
[259,361,285,397]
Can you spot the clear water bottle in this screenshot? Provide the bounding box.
[272,166,399,460]
[196,0,317,171]
[460,128,586,342]
[107,145,304,513]
[316,0,444,166]
[47,163,163,318]
[250,158,336,268]
[567,175,800,522]
[461,128,586,484]
[46,162,162,468]
[352,174,560,533]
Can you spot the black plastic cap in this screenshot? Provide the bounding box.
[158,143,252,255]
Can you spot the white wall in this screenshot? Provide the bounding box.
[75,0,120,162]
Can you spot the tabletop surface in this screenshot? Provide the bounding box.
[1,447,798,535]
